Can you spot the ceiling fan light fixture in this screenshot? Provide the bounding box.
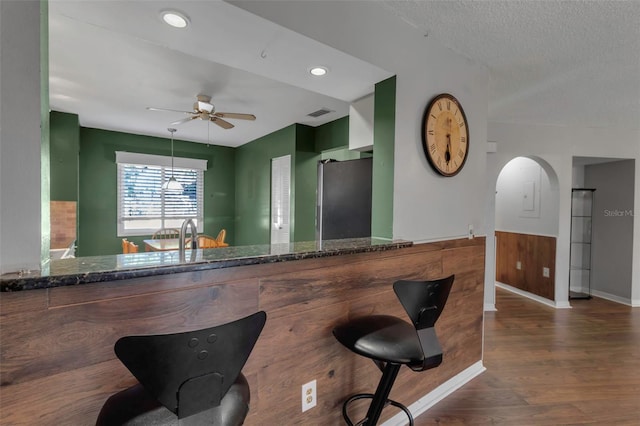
[309,66,329,76]
[197,101,214,113]
[161,10,190,28]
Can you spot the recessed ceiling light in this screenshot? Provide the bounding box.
[161,10,190,28]
[309,66,328,76]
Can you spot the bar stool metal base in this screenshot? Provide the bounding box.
[342,394,414,426]
[341,363,414,426]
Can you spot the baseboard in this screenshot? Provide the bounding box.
[495,282,563,309]
[381,361,486,426]
[484,303,497,311]
[590,289,636,307]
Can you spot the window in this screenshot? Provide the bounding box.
[116,151,207,236]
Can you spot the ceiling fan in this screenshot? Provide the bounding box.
[146,94,256,129]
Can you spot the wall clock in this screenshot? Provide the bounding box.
[421,93,469,177]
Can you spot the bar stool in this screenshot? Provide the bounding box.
[96,311,267,425]
[333,275,454,426]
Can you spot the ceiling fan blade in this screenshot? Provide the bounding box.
[210,116,234,129]
[170,116,197,126]
[214,112,256,121]
[147,107,193,114]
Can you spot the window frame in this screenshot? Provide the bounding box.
[116,151,207,237]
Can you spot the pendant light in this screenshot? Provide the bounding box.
[162,127,183,191]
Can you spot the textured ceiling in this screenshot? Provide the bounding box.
[382,0,640,128]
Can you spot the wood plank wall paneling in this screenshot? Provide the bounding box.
[495,231,556,300]
[50,201,77,249]
[0,238,485,425]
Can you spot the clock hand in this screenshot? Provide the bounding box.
[445,133,452,164]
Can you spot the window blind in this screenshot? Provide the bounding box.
[116,153,205,236]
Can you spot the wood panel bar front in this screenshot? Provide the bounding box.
[0,238,485,425]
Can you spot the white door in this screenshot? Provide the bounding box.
[270,155,291,245]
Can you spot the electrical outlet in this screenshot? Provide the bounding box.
[301,380,316,412]
[468,224,474,239]
[516,261,522,270]
[543,267,550,278]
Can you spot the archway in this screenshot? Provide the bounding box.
[492,156,561,307]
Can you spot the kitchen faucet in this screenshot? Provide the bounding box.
[179,218,198,262]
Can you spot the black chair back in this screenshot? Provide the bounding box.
[393,275,454,370]
[114,311,266,419]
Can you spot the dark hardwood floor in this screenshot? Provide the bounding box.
[415,289,640,425]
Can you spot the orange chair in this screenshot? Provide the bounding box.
[122,238,139,254]
[195,235,218,249]
[215,229,229,247]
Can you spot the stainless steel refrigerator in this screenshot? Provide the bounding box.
[316,158,372,240]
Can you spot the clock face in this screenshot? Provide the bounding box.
[421,93,469,177]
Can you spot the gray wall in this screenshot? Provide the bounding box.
[585,160,635,300]
[0,0,47,274]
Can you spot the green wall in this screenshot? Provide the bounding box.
[294,124,320,242]
[234,125,298,246]
[51,81,395,256]
[314,116,349,152]
[233,117,356,246]
[49,111,79,201]
[371,76,396,239]
[75,126,235,256]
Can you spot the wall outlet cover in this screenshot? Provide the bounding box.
[301,380,317,412]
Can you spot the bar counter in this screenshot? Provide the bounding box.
[0,237,485,425]
[1,237,412,291]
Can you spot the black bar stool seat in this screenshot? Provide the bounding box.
[96,311,267,426]
[334,315,442,371]
[333,275,454,426]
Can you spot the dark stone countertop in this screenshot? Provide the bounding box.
[0,238,413,292]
